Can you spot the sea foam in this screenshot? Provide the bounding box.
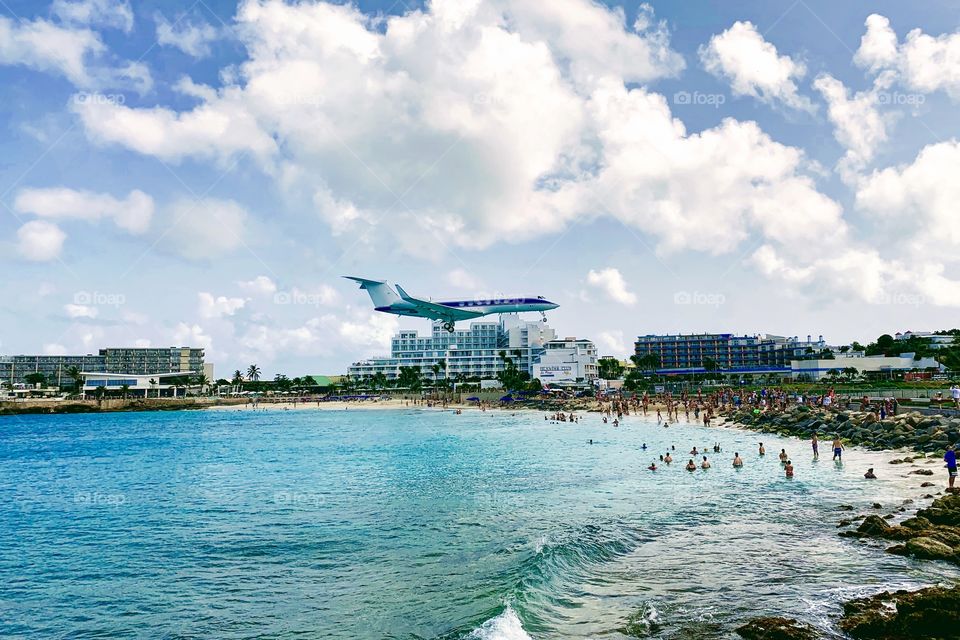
[467,606,533,640]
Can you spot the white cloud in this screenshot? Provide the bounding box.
[238,275,277,295]
[64,303,98,318]
[0,13,149,91]
[164,198,250,259]
[134,338,151,348]
[595,329,628,356]
[586,268,637,305]
[855,141,960,253]
[51,0,134,33]
[198,292,247,318]
[17,220,66,261]
[155,14,219,58]
[855,14,960,100]
[446,268,482,290]
[700,20,815,112]
[0,15,103,86]
[14,187,154,234]
[43,343,68,355]
[172,322,213,350]
[813,73,894,177]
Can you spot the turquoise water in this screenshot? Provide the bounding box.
[2,408,956,639]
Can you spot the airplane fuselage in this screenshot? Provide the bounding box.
[376,297,557,317]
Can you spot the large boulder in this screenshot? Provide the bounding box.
[901,537,957,562]
[839,585,960,638]
[735,617,820,640]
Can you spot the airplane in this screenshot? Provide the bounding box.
[343,276,559,333]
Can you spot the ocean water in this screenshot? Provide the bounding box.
[2,407,957,639]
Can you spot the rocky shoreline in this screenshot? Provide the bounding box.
[719,405,960,638]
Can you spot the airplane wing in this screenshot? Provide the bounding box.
[395,284,483,322]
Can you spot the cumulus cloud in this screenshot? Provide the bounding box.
[446,268,483,290]
[586,268,637,305]
[198,292,247,318]
[43,343,68,355]
[64,303,98,318]
[0,13,149,91]
[14,187,154,234]
[855,141,960,254]
[16,220,66,261]
[700,21,815,112]
[238,275,277,295]
[172,322,213,350]
[51,0,134,33]
[813,73,894,178]
[855,14,960,100]
[155,14,220,58]
[595,329,628,356]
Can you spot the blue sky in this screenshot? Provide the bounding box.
[2,0,960,378]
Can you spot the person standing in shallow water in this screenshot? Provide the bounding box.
[758,443,766,456]
[811,433,819,460]
[733,452,743,467]
[945,445,958,489]
[785,460,794,478]
[686,459,697,471]
[832,436,844,461]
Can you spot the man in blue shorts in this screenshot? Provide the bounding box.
[945,445,957,489]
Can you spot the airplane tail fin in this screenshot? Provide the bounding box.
[343,276,401,308]
[395,284,414,301]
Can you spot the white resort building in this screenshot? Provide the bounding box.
[347,315,597,386]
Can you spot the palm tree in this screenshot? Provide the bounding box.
[193,373,210,396]
[247,364,261,382]
[66,365,83,394]
[232,370,244,385]
[94,385,107,407]
[120,384,130,400]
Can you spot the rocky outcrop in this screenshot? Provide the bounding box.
[842,494,960,564]
[735,617,821,640]
[722,406,960,456]
[839,584,960,639]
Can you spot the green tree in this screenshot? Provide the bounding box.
[232,370,244,385]
[24,372,46,387]
[397,366,422,391]
[193,373,210,395]
[247,364,261,382]
[597,357,624,380]
[94,385,107,406]
[370,372,388,390]
[65,365,83,393]
[119,384,131,399]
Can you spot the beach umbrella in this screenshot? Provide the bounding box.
[500,395,514,402]
[466,396,480,402]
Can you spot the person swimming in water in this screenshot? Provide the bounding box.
[864,468,876,479]
[648,462,657,471]
[641,443,647,450]
[691,446,699,456]
[779,448,788,463]
[701,456,711,469]
[664,452,673,464]
[785,460,794,478]
[758,443,766,456]
[686,459,697,471]
[733,452,743,467]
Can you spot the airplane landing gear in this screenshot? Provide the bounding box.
[540,311,548,323]
[442,321,456,333]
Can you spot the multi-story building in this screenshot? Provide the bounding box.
[532,338,598,385]
[634,333,827,373]
[347,315,557,382]
[0,347,208,389]
[0,354,106,388]
[98,347,206,376]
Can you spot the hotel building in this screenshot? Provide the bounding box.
[348,315,596,385]
[634,333,828,374]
